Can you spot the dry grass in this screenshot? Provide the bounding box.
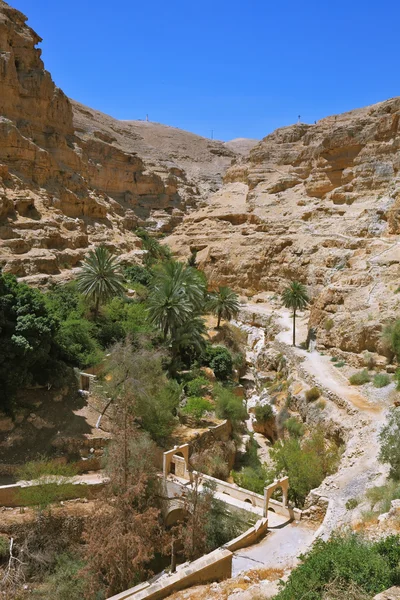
[166,567,284,600]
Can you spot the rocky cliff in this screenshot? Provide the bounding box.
[0,1,242,282]
[167,101,400,357]
[1,0,400,358]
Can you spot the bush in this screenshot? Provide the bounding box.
[379,408,400,481]
[0,535,9,559]
[185,376,209,397]
[214,384,247,425]
[203,345,233,380]
[231,464,273,495]
[396,369,400,391]
[335,360,346,368]
[254,403,274,423]
[270,427,341,507]
[349,369,370,385]
[345,498,359,510]
[275,533,396,600]
[366,480,400,513]
[56,317,104,367]
[373,373,391,388]
[40,552,85,600]
[182,396,213,420]
[0,273,61,408]
[324,318,334,332]
[305,387,321,402]
[285,417,305,438]
[383,319,400,362]
[124,264,152,287]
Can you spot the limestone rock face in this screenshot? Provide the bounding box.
[167,103,400,355]
[0,1,241,281]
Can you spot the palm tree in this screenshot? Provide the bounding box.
[76,246,125,316]
[148,278,192,340]
[281,281,309,347]
[170,316,207,374]
[153,261,206,313]
[207,286,240,329]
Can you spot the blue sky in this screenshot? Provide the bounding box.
[13,0,400,141]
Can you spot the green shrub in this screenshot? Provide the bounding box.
[270,427,341,507]
[0,535,9,559]
[203,345,233,380]
[382,319,400,362]
[345,498,359,510]
[349,369,370,385]
[379,409,400,481]
[231,463,273,494]
[0,273,62,408]
[375,535,400,584]
[305,387,321,402]
[185,376,209,397]
[124,264,152,286]
[183,396,213,420]
[330,356,338,362]
[335,360,346,368]
[396,369,400,391]
[275,533,396,600]
[41,552,85,600]
[324,318,334,332]
[254,403,274,423]
[373,373,391,388]
[316,399,326,410]
[56,317,104,367]
[285,417,305,438]
[214,384,247,425]
[365,480,400,512]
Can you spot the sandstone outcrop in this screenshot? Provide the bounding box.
[167,102,400,356]
[0,1,243,282]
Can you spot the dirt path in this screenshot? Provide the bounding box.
[232,521,317,576]
[239,300,389,545]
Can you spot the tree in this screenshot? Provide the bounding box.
[379,408,400,480]
[0,272,60,409]
[148,260,208,370]
[84,386,163,597]
[281,281,309,347]
[76,246,125,317]
[100,339,180,445]
[148,277,192,340]
[207,286,240,329]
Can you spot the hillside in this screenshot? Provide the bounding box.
[167,101,400,359]
[0,1,245,283]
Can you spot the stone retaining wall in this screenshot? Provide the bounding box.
[106,549,233,600]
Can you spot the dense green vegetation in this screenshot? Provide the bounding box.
[0,272,63,408]
[275,533,400,600]
[232,425,341,506]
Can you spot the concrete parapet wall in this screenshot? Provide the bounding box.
[224,517,269,551]
[106,549,233,600]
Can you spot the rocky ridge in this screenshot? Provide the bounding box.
[167,102,400,357]
[0,1,244,281]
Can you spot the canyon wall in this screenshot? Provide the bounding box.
[0,1,238,282]
[1,0,400,357]
[167,102,400,356]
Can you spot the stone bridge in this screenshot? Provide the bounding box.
[162,443,302,527]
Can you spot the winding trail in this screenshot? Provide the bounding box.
[231,299,391,574]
